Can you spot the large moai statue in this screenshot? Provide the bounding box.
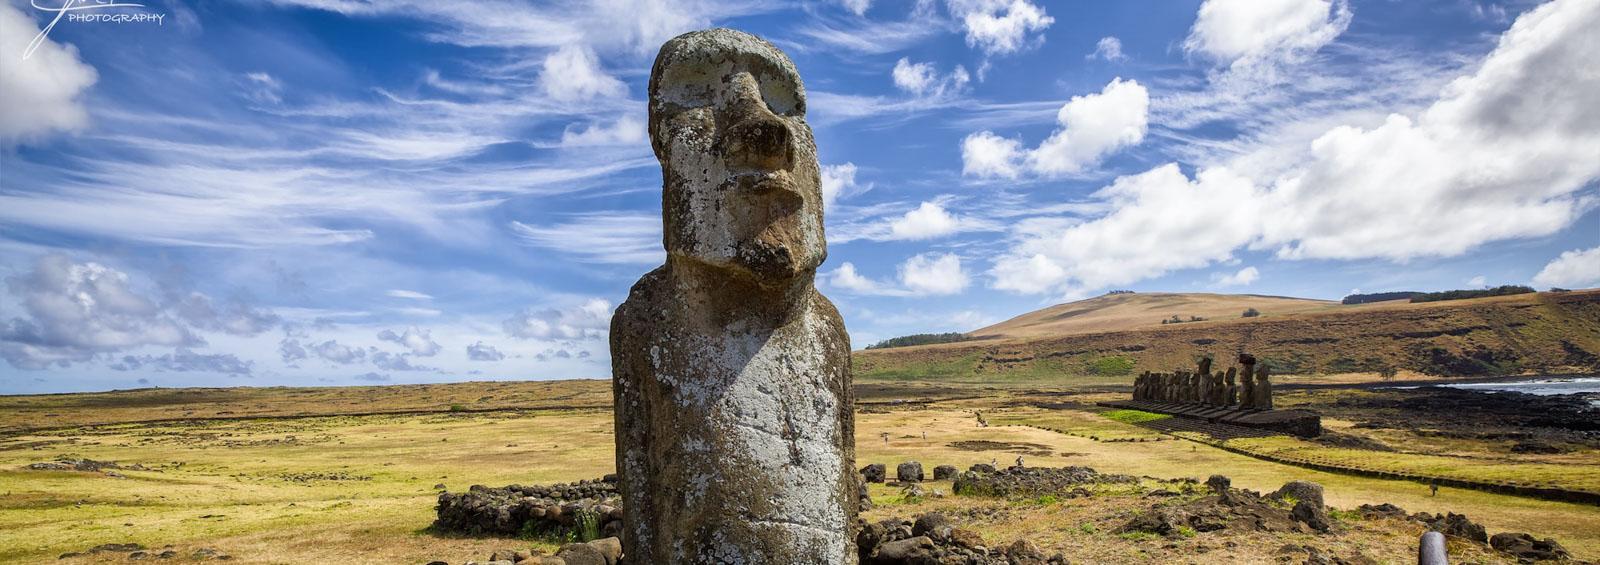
[1255,366,1274,410]
[1224,367,1238,406]
[1238,354,1258,410]
[1197,359,1213,405]
[611,29,857,564]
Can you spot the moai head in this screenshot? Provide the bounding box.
[648,29,824,285]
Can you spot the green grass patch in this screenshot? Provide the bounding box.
[1101,410,1169,425]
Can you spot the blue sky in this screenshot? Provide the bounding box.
[1,0,1597,393]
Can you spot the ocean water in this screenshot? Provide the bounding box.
[1434,377,1600,396]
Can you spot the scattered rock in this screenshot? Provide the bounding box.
[1490,532,1571,562]
[861,463,886,483]
[1356,503,1407,519]
[932,465,959,480]
[1291,500,1332,532]
[586,537,622,565]
[1269,481,1325,508]
[1205,474,1231,494]
[953,465,1134,497]
[912,513,953,542]
[554,542,606,565]
[969,463,996,474]
[434,477,620,536]
[1414,512,1488,543]
[897,461,924,483]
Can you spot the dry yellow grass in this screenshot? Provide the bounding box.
[970,292,1340,339]
[3,382,1596,564]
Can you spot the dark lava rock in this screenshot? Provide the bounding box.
[1269,481,1325,508]
[912,512,953,541]
[1205,475,1231,494]
[434,477,620,536]
[969,463,996,474]
[1415,512,1488,543]
[896,461,924,483]
[555,542,606,565]
[932,464,959,480]
[1490,532,1571,562]
[1291,500,1332,532]
[1356,503,1407,519]
[952,465,1134,497]
[861,463,887,483]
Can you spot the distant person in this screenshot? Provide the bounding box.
[1016,455,1025,468]
[1430,479,1439,497]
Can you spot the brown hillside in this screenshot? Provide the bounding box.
[856,289,1600,380]
[970,292,1339,339]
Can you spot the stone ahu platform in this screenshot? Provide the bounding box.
[1098,400,1323,438]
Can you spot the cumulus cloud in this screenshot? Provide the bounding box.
[1533,246,1600,289]
[839,0,872,16]
[279,337,309,365]
[111,349,253,376]
[991,0,1600,297]
[1,256,198,370]
[354,372,390,382]
[466,341,506,361]
[0,3,99,147]
[827,253,970,296]
[540,44,626,102]
[370,350,430,371]
[891,58,970,98]
[889,202,963,240]
[991,164,1261,295]
[947,0,1055,56]
[307,339,367,365]
[377,326,441,356]
[962,78,1148,178]
[504,299,612,340]
[1183,0,1351,69]
[821,162,870,209]
[1212,266,1261,286]
[1088,36,1126,62]
[899,252,971,295]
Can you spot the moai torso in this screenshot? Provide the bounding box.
[611,28,857,564]
[1225,368,1238,406]
[1255,366,1273,410]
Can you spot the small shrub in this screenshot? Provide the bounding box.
[449,404,466,412]
[1241,308,1260,318]
[1035,494,1059,505]
[1175,525,1198,538]
[1118,531,1161,542]
[575,509,601,542]
[1078,522,1098,534]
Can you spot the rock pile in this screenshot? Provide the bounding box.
[28,458,147,472]
[1490,532,1572,562]
[1121,480,1334,537]
[434,537,623,565]
[952,465,1135,497]
[857,513,1068,564]
[434,477,621,538]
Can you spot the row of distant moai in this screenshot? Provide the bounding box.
[1133,353,1274,410]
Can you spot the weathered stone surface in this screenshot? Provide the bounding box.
[953,465,1134,497]
[585,537,622,565]
[433,478,619,537]
[861,463,886,483]
[932,464,959,480]
[611,28,856,564]
[1205,474,1231,494]
[1269,481,1325,508]
[554,543,606,565]
[1291,500,1331,532]
[1415,512,1488,543]
[896,461,924,483]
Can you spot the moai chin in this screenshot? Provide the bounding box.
[611,28,857,564]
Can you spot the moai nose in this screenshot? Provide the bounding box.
[718,75,794,172]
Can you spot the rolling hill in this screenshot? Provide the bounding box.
[855,289,1600,381]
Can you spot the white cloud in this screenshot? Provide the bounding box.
[889,202,962,240]
[170,292,280,336]
[826,253,970,296]
[0,2,98,147]
[839,0,872,16]
[560,115,646,147]
[1183,0,1351,69]
[991,0,1600,297]
[1213,266,1261,286]
[466,341,506,361]
[307,339,367,365]
[1467,275,1487,287]
[1533,246,1600,289]
[960,131,1024,179]
[947,0,1055,56]
[1,256,199,370]
[111,348,253,376]
[504,298,612,340]
[990,164,1261,296]
[386,289,432,300]
[962,78,1149,178]
[900,252,970,295]
[821,162,870,208]
[891,58,970,98]
[510,213,663,265]
[540,44,626,102]
[377,326,442,357]
[1088,36,1126,62]
[242,72,283,105]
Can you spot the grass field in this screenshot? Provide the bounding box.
[3,380,1596,564]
